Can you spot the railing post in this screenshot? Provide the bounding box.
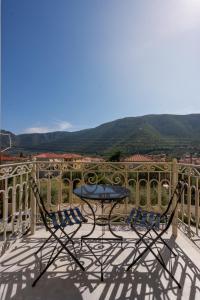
[195,177,199,236]
[136,174,139,207]
[124,164,128,216]
[172,158,178,237]
[3,178,8,242]
[12,177,16,233]
[30,162,37,235]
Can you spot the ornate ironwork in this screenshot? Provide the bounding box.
[1,160,200,256]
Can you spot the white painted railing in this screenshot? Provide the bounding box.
[0,160,199,255]
[0,162,34,255]
[177,163,200,238]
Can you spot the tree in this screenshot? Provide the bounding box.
[108,150,122,162]
[19,152,24,158]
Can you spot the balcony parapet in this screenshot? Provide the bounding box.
[0,160,200,256]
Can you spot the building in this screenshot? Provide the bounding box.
[33,153,83,162]
[123,154,153,162]
[0,154,26,164]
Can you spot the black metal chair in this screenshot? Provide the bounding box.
[126,180,186,289]
[29,177,87,287]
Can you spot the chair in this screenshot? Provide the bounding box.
[29,177,87,287]
[126,180,186,289]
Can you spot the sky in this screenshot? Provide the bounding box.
[1,0,200,134]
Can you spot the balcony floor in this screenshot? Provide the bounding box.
[1,224,200,300]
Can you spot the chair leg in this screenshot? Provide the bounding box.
[127,227,181,289]
[33,226,84,287]
[61,224,82,255]
[127,226,165,270]
[152,228,177,257]
[36,223,81,256]
[35,230,55,255]
[35,225,76,257]
[136,226,177,257]
[58,224,82,246]
[135,227,151,245]
[138,236,181,289]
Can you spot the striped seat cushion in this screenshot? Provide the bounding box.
[127,208,167,230]
[49,207,87,229]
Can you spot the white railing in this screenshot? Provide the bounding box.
[0,162,34,255]
[0,159,200,255]
[177,163,200,238]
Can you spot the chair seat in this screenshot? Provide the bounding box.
[127,207,168,230]
[49,207,87,229]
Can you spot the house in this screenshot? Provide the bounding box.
[123,154,153,162]
[0,154,25,164]
[33,152,83,162]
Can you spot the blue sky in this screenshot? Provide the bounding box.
[2,0,200,134]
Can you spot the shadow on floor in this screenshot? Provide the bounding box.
[1,235,200,300]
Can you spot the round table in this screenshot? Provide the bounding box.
[73,184,130,281]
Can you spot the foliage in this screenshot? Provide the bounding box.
[4,114,200,156]
[108,151,122,162]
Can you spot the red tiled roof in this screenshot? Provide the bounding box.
[77,156,105,162]
[124,154,153,162]
[34,153,82,159]
[61,153,82,159]
[0,155,24,161]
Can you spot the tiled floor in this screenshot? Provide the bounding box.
[1,225,200,300]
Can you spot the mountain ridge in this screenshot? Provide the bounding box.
[1,114,200,156]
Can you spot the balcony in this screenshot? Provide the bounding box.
[1,160,200,299]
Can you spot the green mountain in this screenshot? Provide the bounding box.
[2,114,200,156]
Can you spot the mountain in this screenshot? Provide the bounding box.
[2,114,200,156]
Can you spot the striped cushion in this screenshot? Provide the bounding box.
[127,208,166,230]
[49,207,87,229]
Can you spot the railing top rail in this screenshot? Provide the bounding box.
[0,161,34,168]
[1,160,200,169]
[2,160,200,171]
[35,160,171,165]
[178,163,200,168]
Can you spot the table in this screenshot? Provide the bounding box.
[73,184,130,280]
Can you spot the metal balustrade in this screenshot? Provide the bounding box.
[0,159,200,256]
[0,162,34,255]
[178,163,200,238]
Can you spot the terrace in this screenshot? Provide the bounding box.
[1,160,200,299]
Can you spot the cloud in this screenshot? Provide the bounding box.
[55,121,72,131]
[25,127,50,134]
[24,120,73,134]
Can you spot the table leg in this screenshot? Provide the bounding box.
[108,201,123,240]
[80,198,96,240]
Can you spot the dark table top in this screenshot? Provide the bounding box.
[73,184,130,201]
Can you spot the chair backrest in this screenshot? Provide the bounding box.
[29,176,51,228]
[161,180,187,229]
[127,180,187,230]
[162,180,186,216]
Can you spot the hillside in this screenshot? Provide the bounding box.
[2,114,200,156]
